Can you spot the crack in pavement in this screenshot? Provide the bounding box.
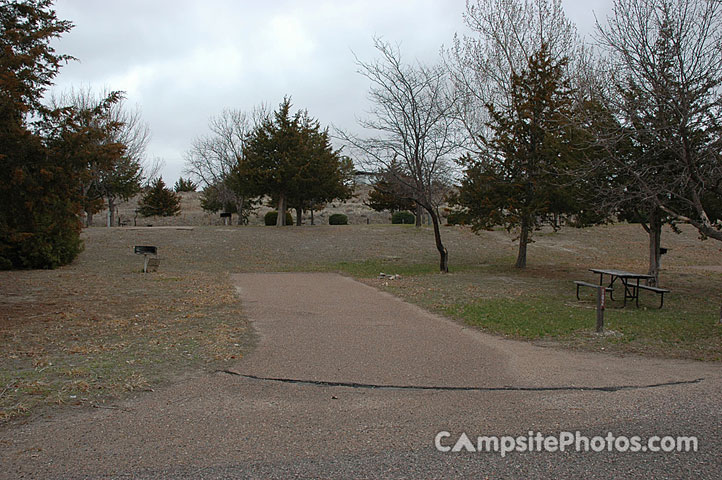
[218,371,704,393]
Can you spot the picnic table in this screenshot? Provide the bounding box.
[589,268,668,308]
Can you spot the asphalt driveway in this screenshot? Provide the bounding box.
[2,273,719,478]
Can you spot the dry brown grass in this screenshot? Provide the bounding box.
[0,234,252,423]
[90,185,393,227]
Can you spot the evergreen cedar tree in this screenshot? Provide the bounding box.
[241,97,354,226]
[0,1,146,268]
[200,183,237,214]
[366,177,416,214]
[137,178,182,217]
[453,44,587,269]
[174,177,197,192]
[63,88,147,228]
[0,0,81,269]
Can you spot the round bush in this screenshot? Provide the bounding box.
[329,213,348,225]
[446,211,470,226]
[264,211,293,225]
[392,211,415,225]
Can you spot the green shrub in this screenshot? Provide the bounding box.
[264,211,293,225]
[392,211,415,225]
[446,210,471,226]
[329,213,348,225]
[0,222,84,270]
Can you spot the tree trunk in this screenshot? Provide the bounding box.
[415,204,422,227]
[236,197,244,225]
[81,181,93,227]
[296,207,302,226]
[429,208,448,273]
[515,216,530,269]
[276,193,287,226]
[646,209,663,287]
[311,209,314,225]
[107,197,116,228]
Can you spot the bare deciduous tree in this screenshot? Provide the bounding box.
[447,0,582,152]
[184,107,267,224]
[104,100,150,227]
[340,38,461,272]
[592,0,722,283]
[141,156,164,188]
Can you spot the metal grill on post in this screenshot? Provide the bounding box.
[134,245,158,273]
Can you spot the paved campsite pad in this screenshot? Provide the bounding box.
[1,273,720,478]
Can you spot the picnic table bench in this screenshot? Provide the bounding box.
[574,268,670,308]
[634,284,671,308]
[574,281,612,300]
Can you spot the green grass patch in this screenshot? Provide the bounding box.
[606,308,716,340]
[437,293,722,360]
[444,296,591,339]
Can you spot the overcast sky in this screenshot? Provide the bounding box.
[50,0,614,185]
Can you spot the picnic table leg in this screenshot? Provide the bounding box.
[635,278,640,307]
[607,274,616,301]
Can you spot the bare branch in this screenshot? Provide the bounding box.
[592,0,722,241]
[338,38,463,271]
[445,0,584,154]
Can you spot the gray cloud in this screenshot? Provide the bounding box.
[50,0,612,183]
